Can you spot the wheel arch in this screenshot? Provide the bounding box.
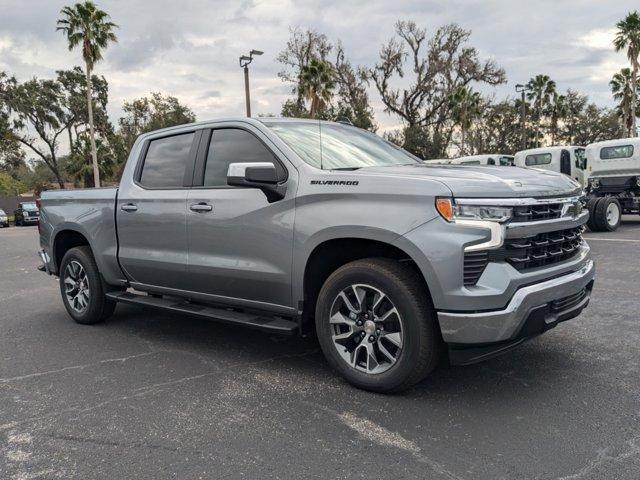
[297,231,435,324]
[52,228,93,275]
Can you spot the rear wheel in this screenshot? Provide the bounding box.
[315,258,441,393]
[593,197,621,232]
[59,246,116,324]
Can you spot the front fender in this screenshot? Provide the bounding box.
[291,226,403,311]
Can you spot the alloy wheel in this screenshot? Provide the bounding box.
[64,260,90,313]
[329,284,403,374]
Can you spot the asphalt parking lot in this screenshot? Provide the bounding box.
[1,220,639,480]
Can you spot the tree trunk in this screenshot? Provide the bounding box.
[51,162,65,189]
[460,125,466,156]
[632,57,638,137]
[85,62,100,187]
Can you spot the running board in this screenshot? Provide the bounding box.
[106,291,298,335]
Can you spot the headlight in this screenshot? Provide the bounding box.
[436,198,512,223]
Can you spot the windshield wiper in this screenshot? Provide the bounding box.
[331,167,362,171]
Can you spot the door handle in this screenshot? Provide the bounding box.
[190,203,213,212]
[121,204,138,212]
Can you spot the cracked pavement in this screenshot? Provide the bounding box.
[1,220,639,479]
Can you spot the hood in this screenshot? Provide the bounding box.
[355,164,582,198]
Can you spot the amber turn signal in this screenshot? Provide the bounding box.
[435,197,454,222]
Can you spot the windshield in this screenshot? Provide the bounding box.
[266,121,419,169]
[22,203,37,209]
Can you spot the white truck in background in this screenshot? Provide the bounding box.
[452,154,515,166]
[422,158,451,165]
[583,138,640,231]
[514,146,587,186]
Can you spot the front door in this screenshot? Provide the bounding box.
[186,126,295,310]
[117,130,200,290]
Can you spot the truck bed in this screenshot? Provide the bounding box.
[39,187,124,284]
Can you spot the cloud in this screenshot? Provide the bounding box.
[1,0,638,134]
[109,30,176,72]
[199,90,222,99]
[576,28,617,51]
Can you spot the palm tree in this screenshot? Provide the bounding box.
[57,1,117,187]
[610,68,636,136]
[449,86,482,155]
[614,11,640,137]
[300,59,335,118]
[547,93,567,145]
[526,74,556,147]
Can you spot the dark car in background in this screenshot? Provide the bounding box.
[0,208,8,227]
[14,202,39,226]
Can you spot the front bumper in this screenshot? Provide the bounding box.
[438,259,595,360]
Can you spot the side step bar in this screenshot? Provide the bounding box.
[106,291,298,335]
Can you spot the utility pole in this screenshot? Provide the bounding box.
[239,50,263,118]
[515,84,529,150]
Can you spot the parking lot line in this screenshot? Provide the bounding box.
[582,237,640,243]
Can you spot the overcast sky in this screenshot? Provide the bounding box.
[0,0,638,133]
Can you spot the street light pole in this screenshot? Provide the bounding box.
[243,64,251,117]
[239,49,263,118]
[515,84,529,150]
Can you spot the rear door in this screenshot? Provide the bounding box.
[116,130,201,290]
[185,125,295,310]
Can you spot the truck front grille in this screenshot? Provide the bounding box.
[463,225,585,286]
[503,226,584,271]
[511,203,563,222]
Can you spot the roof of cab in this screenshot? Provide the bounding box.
[586,137,640,148]
[515,145,583,156]
[135,117,358,141]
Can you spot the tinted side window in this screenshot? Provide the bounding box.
[204,129,282,187]
[600,145,633,159]
[525,153,552,166]
[140,133,195,188]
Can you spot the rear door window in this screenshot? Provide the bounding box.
[139,132,195,188]
[525,153,552,166]
[600,145,633,159]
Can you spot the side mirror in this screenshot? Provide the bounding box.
[227,162,286,202]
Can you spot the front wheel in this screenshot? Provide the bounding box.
[59,246,116,324]
[315,258,442,393]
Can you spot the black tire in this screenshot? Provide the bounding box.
[586,197,600,231]
[59,246,116,324]
[315,258,442,393]
[594,197,621,232]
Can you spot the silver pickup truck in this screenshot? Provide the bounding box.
[38,118,595,392]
